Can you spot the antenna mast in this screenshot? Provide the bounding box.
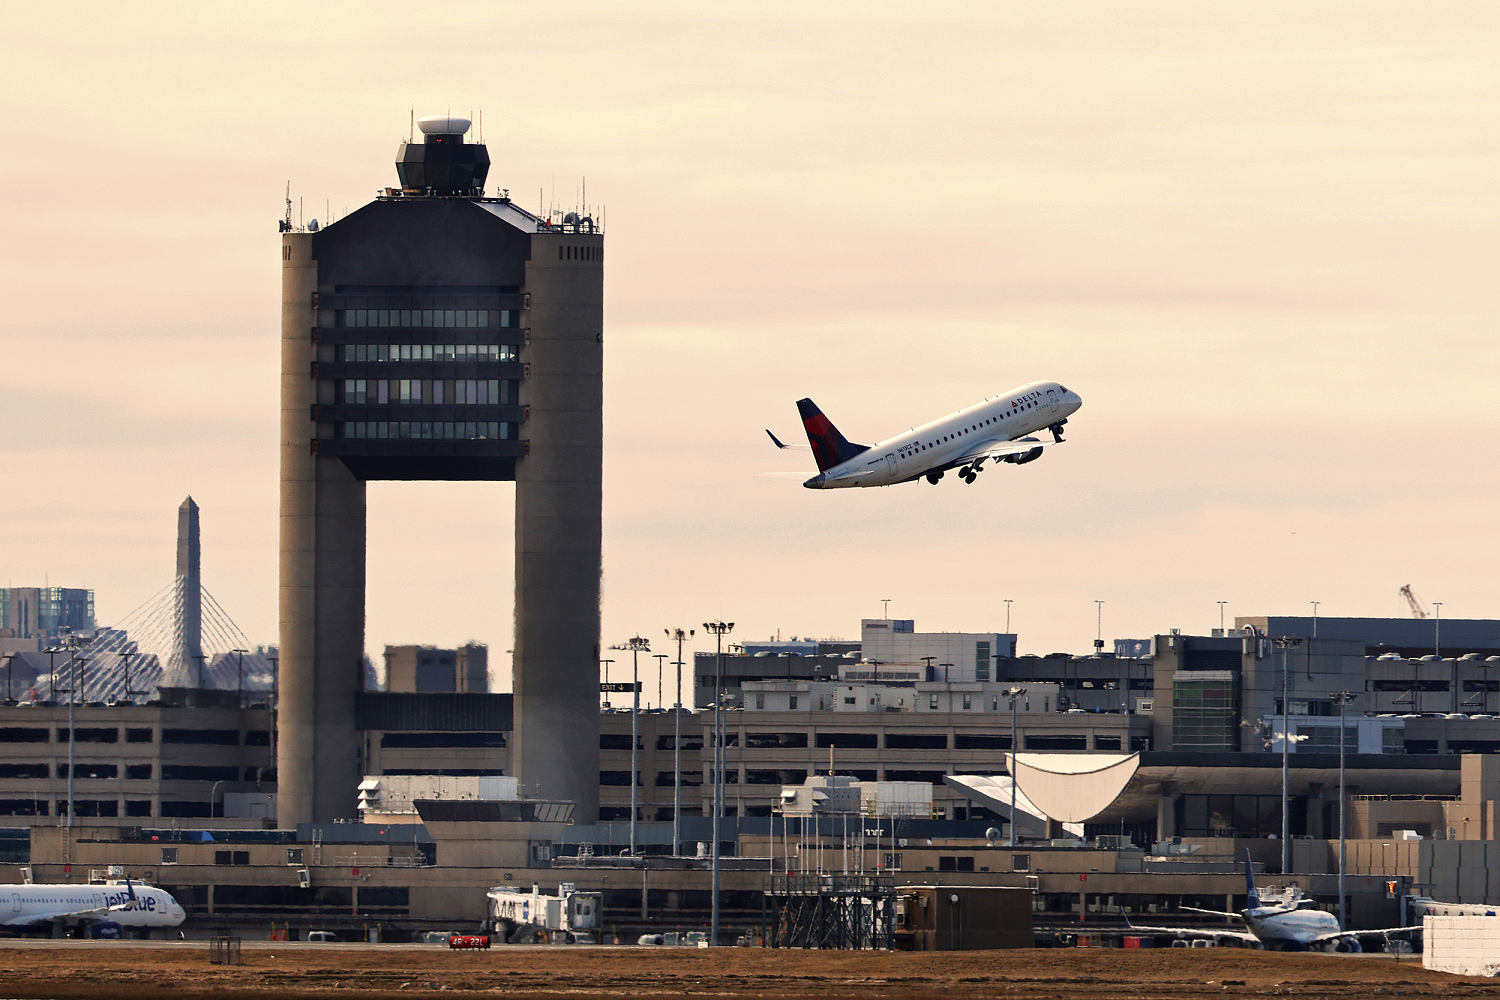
[284,182,293,231]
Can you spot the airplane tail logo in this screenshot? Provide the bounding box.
[1243,848,1261,909]
[796,398,867,472]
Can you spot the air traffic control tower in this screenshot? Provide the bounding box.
[279,116,602,827]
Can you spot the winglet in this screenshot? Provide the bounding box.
[766,429,789,449]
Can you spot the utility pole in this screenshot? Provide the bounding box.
[664,628,694,857]
[624,636,650,855]
[1330,690,1356,930]
[703,620,734,946]
[1272,636,1304,874]
[1004,686,1027,847]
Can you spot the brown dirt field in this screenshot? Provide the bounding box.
[0,944,1495,1000]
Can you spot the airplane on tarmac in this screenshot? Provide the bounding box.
[766,381,1082,489]
[0,879,185,937]
[1126,850,1421,952]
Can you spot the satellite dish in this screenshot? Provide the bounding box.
[984,827,1001,845]
[307,219,320,232]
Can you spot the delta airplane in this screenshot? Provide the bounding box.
[1126,850,1420,952]
[1,879,185,937]
[766,381,1082,489]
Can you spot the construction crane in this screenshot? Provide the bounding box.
[1400,584,1429,619]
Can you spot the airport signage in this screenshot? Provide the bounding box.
[600,682,641,693]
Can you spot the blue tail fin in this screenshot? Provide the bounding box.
[796,398,869,472]
[1243,848,1261,909]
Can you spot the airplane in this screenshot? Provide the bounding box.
[1125,849,1421,952]
[1,878,186,938]
[766,380,1082,489]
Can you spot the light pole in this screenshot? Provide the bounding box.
[1272,636,1304,874]
[1004,686,1026,847]
[1434,602,1443,657]
[1004,599,1013,635]
[1094,601,1105,657]
[703,620,734,946]
[233,649,249,707]
[1218,601,1227,632]
[44,647,60,702]
[664,627,694,857]
[1330,689,1356,930]
[920,656,935,684]
[599,659,614,708]
[654,654,668,710]
[1310,601,1319,638]
[62,637,85,830]
[881,599,892,618]
[624,635,650,855]
[267,654,279,774]
[117,651,132,704]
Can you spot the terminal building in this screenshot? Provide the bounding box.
[5,611,1500,936]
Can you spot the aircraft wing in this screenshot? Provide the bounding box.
[0,902,111,926]
[952,436,1051,465]
[1179,905,1245,920]
[1122,922,1262,946]
[1307,925,1425,946]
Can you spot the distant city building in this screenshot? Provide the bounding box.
[0,587,95,645]
[384,644,488,694]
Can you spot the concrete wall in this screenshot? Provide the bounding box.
[1423,914,1500,976]
[278,231,367,827]
[511,231,603,819]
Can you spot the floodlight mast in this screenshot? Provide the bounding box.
[703,620,734,946]
[1004,686,1027,847]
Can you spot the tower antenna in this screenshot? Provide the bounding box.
[409,108,414,142]
[284,182,293,231]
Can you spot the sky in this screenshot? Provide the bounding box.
[3,2,1497,696]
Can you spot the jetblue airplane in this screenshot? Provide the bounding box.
[1,879,185,937]
[1127,850,1420,952]
[768,381,1082,489]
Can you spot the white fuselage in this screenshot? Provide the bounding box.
[805,380,1083,489]
[2,882,186,929]
[1246,905,1341,947]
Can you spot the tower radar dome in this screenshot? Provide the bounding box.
[417,116,471,136]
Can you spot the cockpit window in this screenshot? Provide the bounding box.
[1058,385,1068,393]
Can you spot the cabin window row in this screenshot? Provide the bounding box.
[911,406,1042,453]
[339,343,517,363]
[341,379,509,405]
[340,308,515,328]
[338,421,514,441]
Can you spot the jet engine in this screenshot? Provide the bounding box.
[1003,447,1044,465]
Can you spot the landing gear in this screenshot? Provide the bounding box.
[959,465,979,484]
[1049,420,1068,444]
[925,471,943,485]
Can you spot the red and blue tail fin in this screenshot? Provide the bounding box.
[796,398,868,472]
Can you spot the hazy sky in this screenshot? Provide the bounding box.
[3,2,1497,695]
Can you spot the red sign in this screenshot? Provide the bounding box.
[1079,874,1087,882]
[449,935,491,950]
